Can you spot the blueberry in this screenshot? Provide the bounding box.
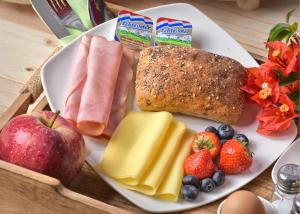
[233,134,249,146]
[212,170,225,186]
[220,139,227,146]
[181,185,199,201]
[201,178,216,192]
[182,176,201,189]
[205,126,218,137]
[217,124,234,140]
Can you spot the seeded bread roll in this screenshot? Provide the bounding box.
[135,46,247,124]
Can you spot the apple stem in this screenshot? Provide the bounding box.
[49,110,61,128]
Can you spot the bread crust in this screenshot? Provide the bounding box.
[135,46,247,124]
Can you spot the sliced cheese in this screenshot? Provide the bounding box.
[96,111,193,201]
[97,111,173,186]
[124,120,186,195]
[155,130,194,201]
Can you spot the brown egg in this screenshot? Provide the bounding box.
[221,191,266,214]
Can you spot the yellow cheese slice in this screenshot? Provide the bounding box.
[155,130,194,201]
[97,111,173,186]
[124,120,186,195]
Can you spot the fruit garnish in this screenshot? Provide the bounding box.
[219,139,253,174]
[204,126,219,137]
[233,133,250,147]
[181,185,199,201]
[220,139,227,147]
[182,175,201,189]
[217,124,235,140]
[191,131,221,158]
[212,170,225,186]
[184,148,215,179]
[200,178,215,192]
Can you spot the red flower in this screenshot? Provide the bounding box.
[266,41,300,76]
[256,94,300,135]
[240,67,260,95]
[241,66,280,107]
[287,41,300,73]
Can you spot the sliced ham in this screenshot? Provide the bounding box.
[63,35,92,126]
[103,46,136,136]
[64,35,135,137]
[77,36,123,136]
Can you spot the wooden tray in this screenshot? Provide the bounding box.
[0,1,298,213]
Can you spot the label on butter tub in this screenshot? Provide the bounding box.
[155,17,192,47]
[115,10,153,50]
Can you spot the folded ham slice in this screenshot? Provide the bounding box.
[103,46,136,136]
[77,36,123,136]
[63,35,135,137]
[64,35,92,126]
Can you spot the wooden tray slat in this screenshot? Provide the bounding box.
[0,92,31,130]
[0,160,130,214]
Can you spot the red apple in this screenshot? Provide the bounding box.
[0,110,85,185]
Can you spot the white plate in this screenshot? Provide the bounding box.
[217,196,278,214]
[41,3,298,213]
[272,138,300,184]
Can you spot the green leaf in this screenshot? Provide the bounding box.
[286,8,296,24]
[267,9,298,44]
[267,23,293,42]
[290,22,298,32]
[285,32,295,43]
[273,68,284,78]
[289,90,300,113]
[289,90,300,101]
[279,72,300,86]
[286,23,299,43]
[296,104,300,113]
[276,30,294,43]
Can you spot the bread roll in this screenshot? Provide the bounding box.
[135,45,246,124]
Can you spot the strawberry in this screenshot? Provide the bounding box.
[219,139,253,174]
[191,131,221,158]
[184,149,216,179]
